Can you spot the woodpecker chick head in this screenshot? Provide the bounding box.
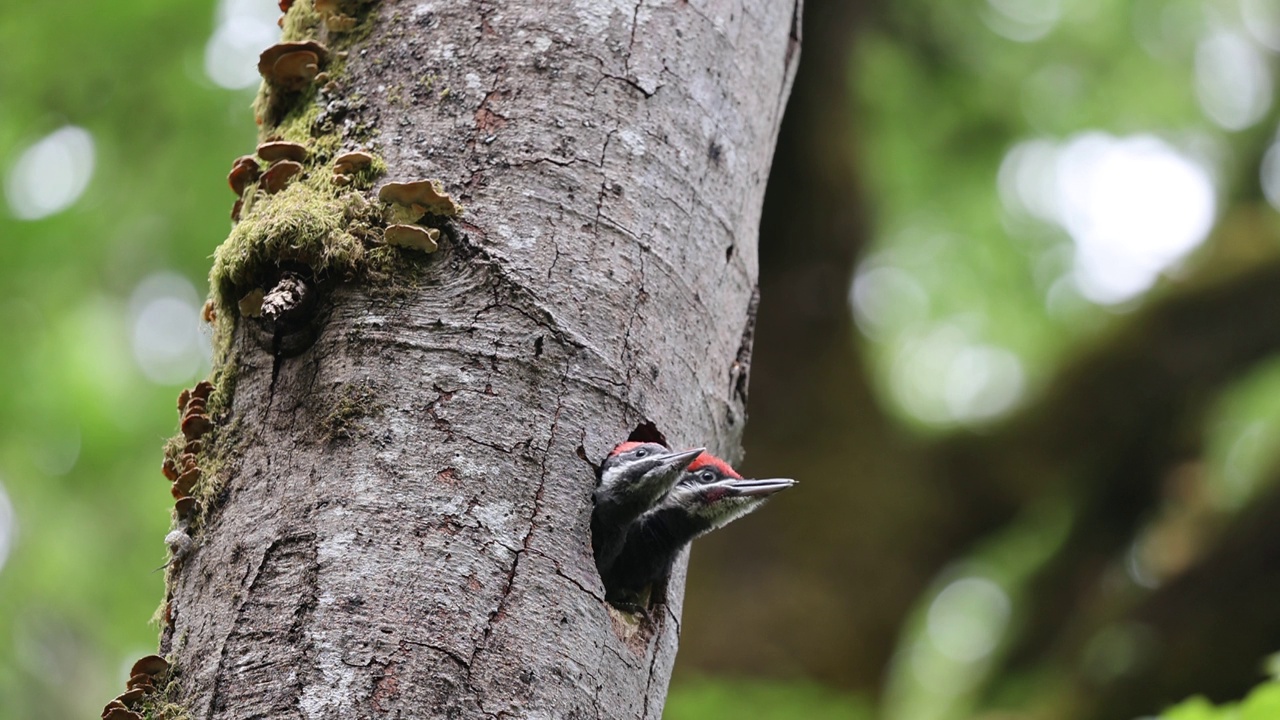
[667,453,795,536]
[596,442,704,508]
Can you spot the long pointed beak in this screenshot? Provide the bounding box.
[656,447,704,472]
[726,478,796,497]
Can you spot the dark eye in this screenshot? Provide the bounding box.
[635,448,648,457]
[701,470,715,482]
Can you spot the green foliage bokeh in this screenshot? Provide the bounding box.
[0,1,254,716]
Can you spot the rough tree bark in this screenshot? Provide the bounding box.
[152,1,800,718]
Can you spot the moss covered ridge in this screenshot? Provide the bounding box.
[213,0,389,320]
[211,177,373,315]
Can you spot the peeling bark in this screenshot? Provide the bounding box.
[161,1,799,717]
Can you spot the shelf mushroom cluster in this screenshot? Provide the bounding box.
[377,180,464,253]
[227,140,312,222]
[162,381,215,523]
[99,655,169,720]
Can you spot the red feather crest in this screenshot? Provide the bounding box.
[688,453,741,479]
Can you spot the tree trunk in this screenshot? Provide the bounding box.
[153,0,799,718]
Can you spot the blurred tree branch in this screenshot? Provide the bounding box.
[680,1,1280,715]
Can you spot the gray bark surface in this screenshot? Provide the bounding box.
[164,1,799,718]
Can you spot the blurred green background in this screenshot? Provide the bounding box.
[3,0,1280,718]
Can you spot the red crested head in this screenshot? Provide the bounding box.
[609,440,665,457]
[687,452,741,479]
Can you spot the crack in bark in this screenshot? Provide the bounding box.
[602,72,659,99]
[466,364,569,712]
[207,533,318,720]
[663,603,682,637]
[640,633,663,720]
[592,130,618,233]
[625,0,644,73]
[547,239,562,279]
[458,433,520,455]
[730,283,760,404]
[620,252,648,411]
[530,547,604,602]
[204,544,272,720]
[402,639,472,670]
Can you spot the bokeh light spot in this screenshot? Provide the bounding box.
[982,0,1062,42]
[0,479,14,575]
[1194,31,1272,131]
[892,324,1026,426]
[4,126,96,221]
[129,273,210,385]
[33,425,82,478]
[1242,0,1280,50]
[1000,133,1216,305]
[851,262,930,340]
[1260,138,1280,212]
[925,577,1012,663]
[943,345,1025,422]
[205,0,281,89]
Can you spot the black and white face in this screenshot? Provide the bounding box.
[598,442,677,489]
[597,443,704,499]
[665,456,795,533]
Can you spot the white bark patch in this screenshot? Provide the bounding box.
[619,129,648,158]
[572,0,626,37]
[472,498,518,535]
[300,529,360,719]
[497,223,538,251]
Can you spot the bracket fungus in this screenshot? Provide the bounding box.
[102,707,143,720]
[113,689,145,707]
[130,654,170,679]
[192,381,213,402]
[175,497,201,520]
[182,414,213,440]
[314,0,359,31]
[178,381,214,441]
[378,179,463,219]
[261,160,305,194]
[333,150,374,175]
[172,468,200,499]
[326,14,359,32]
[228,155,262,196]
[383,224,440,253]
[257,140,309,164]
[258,41,330,92]
[125,673,154,692]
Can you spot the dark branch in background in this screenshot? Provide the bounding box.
[681,0,1280,707]
[957,259,1280,716]
[1088,479,1280,718]
[678,0,925,689]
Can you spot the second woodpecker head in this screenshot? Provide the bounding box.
[663,453,795,537]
